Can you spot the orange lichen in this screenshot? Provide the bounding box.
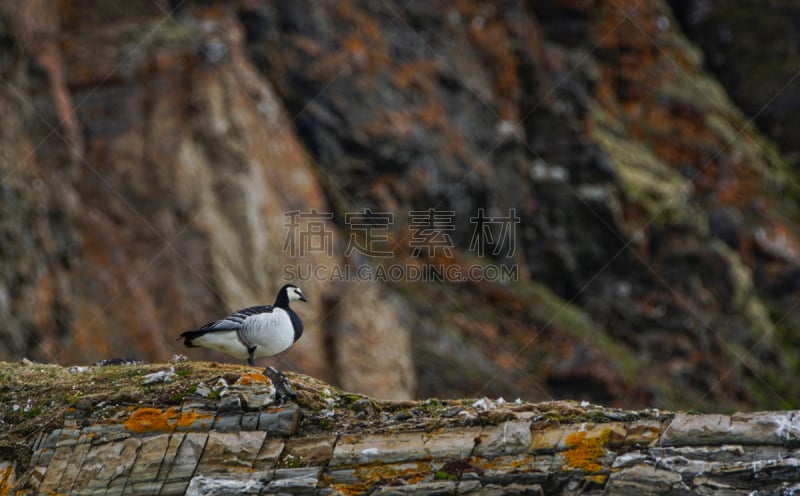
[235,373,270,386]
[123,406,207,433]
[470,454,535,474]
[175,410,214,430]
[124,407,174,433]
[327,460,433,495]
[357,461,432,487]
[563,429,611,473]
[0,465,14,496]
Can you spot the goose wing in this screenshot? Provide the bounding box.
[195,305,275,332]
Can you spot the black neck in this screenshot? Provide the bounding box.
[275,291,290,308]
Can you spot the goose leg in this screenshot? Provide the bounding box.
[247,346,256,366]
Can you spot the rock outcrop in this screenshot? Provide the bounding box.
[1,1,800,411]
[1,361,800,495]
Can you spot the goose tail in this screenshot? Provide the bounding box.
[178,329,207,347]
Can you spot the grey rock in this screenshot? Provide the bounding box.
[606,464,689,495]
[257,407,300,435]
[187,473,270,495]
[217,395,243,414]
[477,421,532,457]
[660,412,800,447]
[197,431,267,471]
[212,413,242,433]
[267,467,321,493]
[373,481,457,495]
[241,411,260,430]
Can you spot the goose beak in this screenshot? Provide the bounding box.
[299,295,308,303]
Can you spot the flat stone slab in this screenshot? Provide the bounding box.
[331,428,481,467]
[660,412,800,446]
[258,407,301,436]
[197,431,267,472]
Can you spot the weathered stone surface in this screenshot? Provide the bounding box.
[660,412,800,447]
[71,438,136,493]
[241,412,260,431]
[623,420,665,448]
[5,366,800,495]
[464,483,544,496]
[197,431,267,472]
[281,436,338,467]
[211,413,242,433]
[331,428,481,467]
[254,438,285,470]
[11,409,800,495]
[476,420,531,457]
[373,480,458,495]
[268,467,322,494]
[186,473,270,496]
[128,434,171,481]
[258,407,301,436]
[36,445,74,492]
[325,460,435,490]
[729,412,800,445]
[529,423,565,453]
[606,464,687,495]
[164,433,208,482]
[174,409,215,432]
[330,432,428,466]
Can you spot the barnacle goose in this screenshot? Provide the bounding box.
[179,284,307,366]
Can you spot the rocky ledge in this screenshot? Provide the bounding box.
[0,361,799,495]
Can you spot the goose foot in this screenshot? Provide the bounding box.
[264,366,297,403]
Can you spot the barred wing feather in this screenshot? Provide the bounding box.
[197,305,275,332]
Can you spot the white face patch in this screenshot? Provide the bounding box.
[290,287,304,301]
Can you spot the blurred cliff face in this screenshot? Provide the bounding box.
[1,0,799,411]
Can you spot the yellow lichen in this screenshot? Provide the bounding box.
[563,429,611,473]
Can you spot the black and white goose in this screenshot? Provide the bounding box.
[179,284,307,366]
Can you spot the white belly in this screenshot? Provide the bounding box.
[242,310,296,357]
[191,330,249,359]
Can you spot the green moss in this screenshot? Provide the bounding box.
[122,22,199,50]
[590,105,697,226]
[521,283,640,384]
[434,470,458,481]
[26,406,42,419]
[422,398,444,414]
[318,418,335,431]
